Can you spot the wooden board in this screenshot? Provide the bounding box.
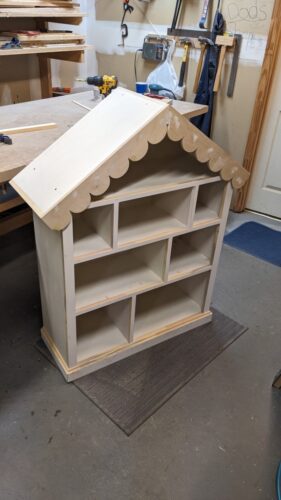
[234,0,281,211]
[0,43,87,55]
[0,31,84,41]
[0,1,79,7]
[0,7,84,16]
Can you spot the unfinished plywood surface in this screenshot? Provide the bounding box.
[134,281,203,340]
[118,189,191,247]
[0,92,97,182]
[75,241,166,314]
[169,239,211,279]
[76,301,131,362]
[73,205,113,259]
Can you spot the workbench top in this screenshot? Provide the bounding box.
[0,91,207,183]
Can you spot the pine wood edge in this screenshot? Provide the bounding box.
[12,106,249,231]
[233,0,281,212]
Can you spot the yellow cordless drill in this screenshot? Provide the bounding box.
[86,75,118,96]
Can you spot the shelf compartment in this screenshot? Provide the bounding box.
[134,272,210,340]
[73,205,114,261]
[76,299,131,362]
[118,188,192,246]
[169,226,218,279]
[92,137,219,203]
[75,240,167,314]
[193,181,225,227]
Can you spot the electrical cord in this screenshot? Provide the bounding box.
[134,48,143,82]
[159,88,177,99]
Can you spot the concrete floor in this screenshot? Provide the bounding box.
[1,213,281,500]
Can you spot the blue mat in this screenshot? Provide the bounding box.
[224,222,281,267]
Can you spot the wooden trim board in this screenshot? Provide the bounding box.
[234,0,281,211]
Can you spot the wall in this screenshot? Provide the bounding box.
[94,0,274,163]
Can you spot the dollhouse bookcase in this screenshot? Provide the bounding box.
[11,89,248,381]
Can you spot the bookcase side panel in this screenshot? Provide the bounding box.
[33,213,69,364]
[204,182,233,312]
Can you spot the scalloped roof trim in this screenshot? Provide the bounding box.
[42,107,249,230]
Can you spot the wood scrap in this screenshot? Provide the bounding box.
[0,122,57,134]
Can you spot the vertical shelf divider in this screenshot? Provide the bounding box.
[164,237,173,282]
[129,295,136,343]
[188,185,199,228]
[112,201,119,250]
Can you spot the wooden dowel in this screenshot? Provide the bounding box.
[0,122,57,135]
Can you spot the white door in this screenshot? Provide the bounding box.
[246,46,281,219]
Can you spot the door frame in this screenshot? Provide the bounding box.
[234,0,281,212]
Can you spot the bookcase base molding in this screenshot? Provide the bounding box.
[41,311,212,382]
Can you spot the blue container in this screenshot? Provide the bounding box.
[136,82,148,94]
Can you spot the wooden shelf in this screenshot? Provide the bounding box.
[0,7,85,17]
[193,204,220,226]
[76,300,131,362]
[118,189,192,247]
[193,181,225,227]
[0,43,87,56]
[169,226,218,279]
[73,205,113,262]
[134,274,209,340]
[75,241,167,314]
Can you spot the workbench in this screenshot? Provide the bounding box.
[0,92,207,234]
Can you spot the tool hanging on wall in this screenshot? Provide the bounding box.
[178,38,192,89]
[120,0,134,45]
[227,33,242,97]
[191,0,225,136]
[199,0,212,29]
[193,37,213,94]
[213,35,235,92]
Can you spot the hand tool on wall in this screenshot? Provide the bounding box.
[199,0,212,29]
[191,0,225,136]
[227,34,242,97]
[120,0,134,44]
[193,37,213,94]
[178,38,193,88]
[213,35,235,92]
